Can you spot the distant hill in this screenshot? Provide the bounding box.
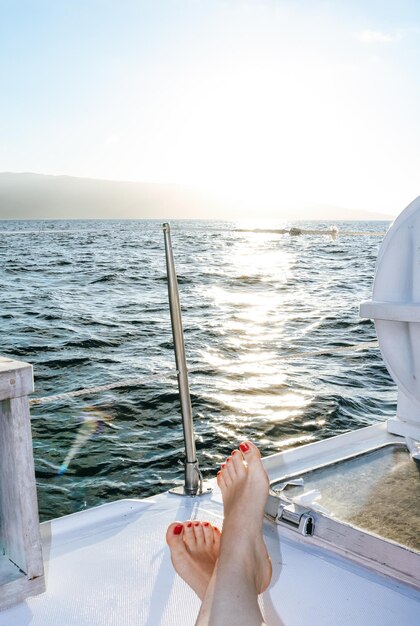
[0,172,212,220]
[0,172,393,220]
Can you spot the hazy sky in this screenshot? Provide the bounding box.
[1,0,420,216]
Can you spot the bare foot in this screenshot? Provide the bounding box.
[166,520,221,600]
[217,441,272,594]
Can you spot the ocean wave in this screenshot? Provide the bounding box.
[46,356,92,368]
[90,273,119,283]
[63,337,120,348]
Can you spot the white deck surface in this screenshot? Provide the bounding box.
[1,479,419,626]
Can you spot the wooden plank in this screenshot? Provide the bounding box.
[0,357,33,401]
[1,397,44,579]
[0,574,45,610]
[0,355,45,609]
[0,398,26,572]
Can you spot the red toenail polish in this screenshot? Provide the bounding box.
[195,522,200,526]
[187,522,193,528]
[173,524,183,535]
[232,450,237,455]
[240,442,250,453]
[217,471,221,476]
[204,522,210,527]
[226,457,230,462]
[222,463,226,468]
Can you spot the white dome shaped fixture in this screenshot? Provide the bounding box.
[360,195,420,441]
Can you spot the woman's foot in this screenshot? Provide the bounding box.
[217,441,272,594]
[166,520,221,600]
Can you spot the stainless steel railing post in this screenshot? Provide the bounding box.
[163,223,209,496]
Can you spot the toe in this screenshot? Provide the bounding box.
[213,525,221,551]
[225,456,237,480]
[231,449,246,476]
[239,440,261,465]
[193,521,205,546]
[217,471,229,500]
[183,521,196,548]
[220,463,232,486]
[166,522,184,549]
[202,521,213,546]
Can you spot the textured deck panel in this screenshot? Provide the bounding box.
[0,487,419,626]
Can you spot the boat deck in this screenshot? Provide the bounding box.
[1,470,419,625]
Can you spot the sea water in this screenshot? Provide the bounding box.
[0,219,395,521]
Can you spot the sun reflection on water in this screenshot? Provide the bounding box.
[196,230,318,426]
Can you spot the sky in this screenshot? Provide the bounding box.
[1,0,420,217]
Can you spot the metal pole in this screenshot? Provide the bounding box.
[163,223,203,495]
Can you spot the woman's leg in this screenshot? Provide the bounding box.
[196,441,271,626]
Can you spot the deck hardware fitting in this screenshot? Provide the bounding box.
[276,502,315,536]
[265,491,314,536]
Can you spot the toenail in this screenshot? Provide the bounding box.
[187,522,193,528]
[204,522,210,527]
[222,463,226,468]
[232,450,237,455]
[217,471,221,476]
[194,522,200,526]
[173,524,183,535]
[240,442,250,453]
[226,457,230,462]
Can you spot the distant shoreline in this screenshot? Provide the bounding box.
[0,172,395,221]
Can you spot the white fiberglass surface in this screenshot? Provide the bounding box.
[0,490,419,626]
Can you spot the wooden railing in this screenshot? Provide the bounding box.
[0,356,45,609]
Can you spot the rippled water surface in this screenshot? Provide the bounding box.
[0,219,396,521]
